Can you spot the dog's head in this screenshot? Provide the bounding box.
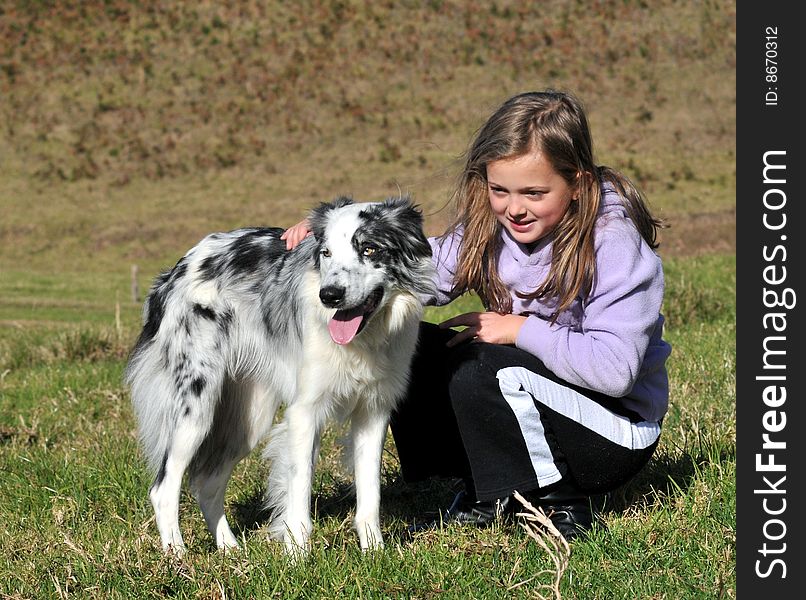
[308,196,435,345]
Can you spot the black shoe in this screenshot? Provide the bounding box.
[408,490,512,534]
[444,490,513,526]
[532,490,594,542]
[538,502,593,541]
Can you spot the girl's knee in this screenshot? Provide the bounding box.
[448,343,494,381]
[446,344,507,412]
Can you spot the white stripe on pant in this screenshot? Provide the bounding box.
[497,366,661,489]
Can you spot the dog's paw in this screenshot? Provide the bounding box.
[355,521,385,551]
[163,541,187,558]
[281,524,312,559]
[215,528,241,552]
[283,537,311,560]
[217,539,241,554]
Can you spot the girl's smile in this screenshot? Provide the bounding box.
[487,152,576,245]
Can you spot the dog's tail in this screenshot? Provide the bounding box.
[125,320,229,477]
[125,347,184,476]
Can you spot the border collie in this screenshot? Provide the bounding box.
[125,196,435,555]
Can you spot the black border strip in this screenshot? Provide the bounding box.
[737,3,804,596]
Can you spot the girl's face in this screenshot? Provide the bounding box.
[487,152,576,245]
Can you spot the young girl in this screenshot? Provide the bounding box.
[282,90,671,541]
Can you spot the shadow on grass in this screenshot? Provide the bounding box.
[228,472,459,540]
[598,442,736,516]
[227,441,735,544]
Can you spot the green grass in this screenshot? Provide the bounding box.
[0,254,736,599]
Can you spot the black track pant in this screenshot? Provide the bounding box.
[390,323,661,502]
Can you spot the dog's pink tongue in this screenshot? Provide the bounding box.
[328,309,365,345]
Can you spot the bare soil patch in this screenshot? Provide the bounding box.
[658,208,736,258]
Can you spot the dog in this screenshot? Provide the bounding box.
[125,196,435,555]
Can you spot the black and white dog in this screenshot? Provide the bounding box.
[125,196,435,555]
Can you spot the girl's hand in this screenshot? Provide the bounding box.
[280,219,312,250]
[440,312,527,347]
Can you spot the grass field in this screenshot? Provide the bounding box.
[1,1,735,598]
[0,254,735,599]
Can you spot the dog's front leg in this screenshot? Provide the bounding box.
[282,403,319,557]
[351,411,389,550]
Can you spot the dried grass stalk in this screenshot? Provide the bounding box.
[512,490,571,600]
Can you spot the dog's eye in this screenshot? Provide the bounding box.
[320,248,331,258]
[362,246,376,257]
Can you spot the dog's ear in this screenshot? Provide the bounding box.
[309,196,354,240]
[377,195,431,260]
[377,195,423,229]
[381,194,416,214]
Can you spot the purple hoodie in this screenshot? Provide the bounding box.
[426,187,671,423]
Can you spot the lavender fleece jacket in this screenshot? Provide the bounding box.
[425,188,672,423]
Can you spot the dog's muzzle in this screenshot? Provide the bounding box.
[324,286,384,345]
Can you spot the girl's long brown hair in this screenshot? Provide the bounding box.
[445,90,663,318]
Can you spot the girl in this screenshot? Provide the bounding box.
[282,90,671,541]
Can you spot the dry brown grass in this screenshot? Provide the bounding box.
[512,491,571,600]
[1,1,735,275]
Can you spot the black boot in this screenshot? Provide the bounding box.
[408,485,513,534]
[441,489,513,526]
[529,484,594,542]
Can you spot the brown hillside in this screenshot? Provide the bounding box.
[0,1,736,271]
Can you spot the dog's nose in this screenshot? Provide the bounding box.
[319,285,346,307]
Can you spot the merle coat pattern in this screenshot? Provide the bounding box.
[125,196,435,555]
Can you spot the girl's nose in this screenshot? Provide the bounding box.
[508,196,527,218]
